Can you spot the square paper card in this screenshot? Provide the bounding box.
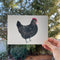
[8,15,48,44]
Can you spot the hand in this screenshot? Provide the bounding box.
[42,38,60,60]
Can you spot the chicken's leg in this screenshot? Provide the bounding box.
[25,39,27,43]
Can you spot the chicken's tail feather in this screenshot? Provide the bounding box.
[17,21,21,28]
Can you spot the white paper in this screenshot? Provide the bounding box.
[7,15,48,44]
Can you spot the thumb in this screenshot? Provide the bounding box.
[44,40,55,50]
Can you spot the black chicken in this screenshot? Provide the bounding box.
[17,18,38,43]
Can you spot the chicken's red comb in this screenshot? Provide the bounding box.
[32,18,37,21]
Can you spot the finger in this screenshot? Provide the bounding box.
[42,44,52,52]
[44,40,54,50]
[48,38,58,46]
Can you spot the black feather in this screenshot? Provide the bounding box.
[17,19,38,40]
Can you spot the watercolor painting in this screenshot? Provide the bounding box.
[8,15,48,44]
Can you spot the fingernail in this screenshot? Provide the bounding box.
[45,40,48,44]
[44,40,47,43]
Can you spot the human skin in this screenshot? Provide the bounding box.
[42,38,60,60]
